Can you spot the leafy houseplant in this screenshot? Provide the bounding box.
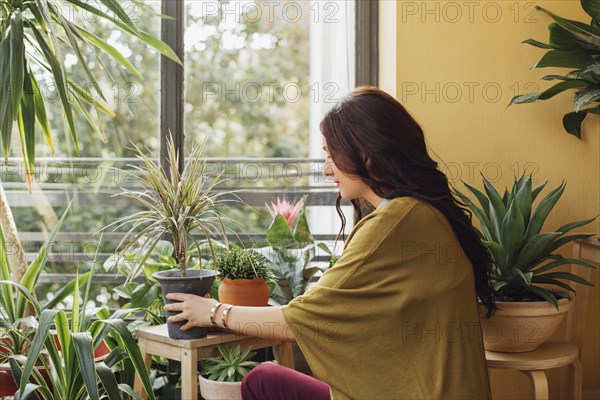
[105,137,234,339]
[509,0,600,138]
[256,196,332,306]
[0,0,181,285]
[198,345,259,400]
[454,174,597,351]
[214,246,274,307]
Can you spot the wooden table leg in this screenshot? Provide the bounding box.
[274,341,295,370]
[133,338,153,400]
[567,359,582,400]
[521,370,549,400]
[180,348,199,400]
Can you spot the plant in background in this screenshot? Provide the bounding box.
[454,174,597,307]
[509,0,600,138]
[201,345,258,383]
[255,196,332,305]
[104,136,235,279]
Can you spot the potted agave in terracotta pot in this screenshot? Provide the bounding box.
[455,174,597,352]
[106,137,235,339]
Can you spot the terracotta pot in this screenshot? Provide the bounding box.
[479,298,571,353]
[218,279,270,306]
[52,333,111,361]
[0,363,51,396]
[199,375,242,400]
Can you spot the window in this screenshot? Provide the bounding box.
[2,0,378,309]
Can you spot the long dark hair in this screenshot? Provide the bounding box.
[320,86,496,316]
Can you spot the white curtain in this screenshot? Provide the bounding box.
[308,0,356,238]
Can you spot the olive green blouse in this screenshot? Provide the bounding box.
[282,197,491,399]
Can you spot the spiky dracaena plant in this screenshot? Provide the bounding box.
[454,174,597,308]
[105,137,237,279]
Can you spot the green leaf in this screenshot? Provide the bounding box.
[73,332,100,400]
[19,309,58,389]
[30,75,54,154]
[9,11,24,120]
[582,0,600,21]
[574,85,600,111]
[527,285,559,309]
[514,176,533,226]
[96,362,121,400]
[500,200,525,267]
[525,182,565,241]
[536,6,600,47]
[29,24,80,154]
[563,107,600,138]
[533,50,592,69]
[514,232,563,272]
[522,38,551,48]
[548,23,590,50]
[76,27,143,80]
[292,208,313,245]
[0,225,16,321]
[533,257,597,274]
[534,271,594,286]
[266,215,295,248]
[556,215,598,234]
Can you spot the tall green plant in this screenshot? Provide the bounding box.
[454,174,597,307]
[104,137,237,278]
[509,0,600,138]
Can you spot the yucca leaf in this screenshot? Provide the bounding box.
[19,309,58,389]
[29,74,54,153]
[0,226,16,322]
[76,27,143,80]
[28,24,79,154]
[14,383,53,400]
[514,175,533,226]
[524,182,565,240]
[9,11,24,120]
[531,181,548,202]
[556,215,598,234]
[73,332,100,400]
[96,362,121,400]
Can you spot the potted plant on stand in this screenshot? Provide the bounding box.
[214,246,274,306]
[105,137,235,339]
[198,345,259,400]
[455,174,597,352]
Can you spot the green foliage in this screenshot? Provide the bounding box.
[254,197,332,305]
[509,0,600,138]
[0,0,179,179]
[103,137,238,279]
[454,174,597,308]
[214,246,273,281]
[200,345,258,383]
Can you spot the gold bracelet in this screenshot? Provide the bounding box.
[209,302,222,326]
[221,305,235,330]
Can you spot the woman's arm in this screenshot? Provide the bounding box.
[163,293,296,341]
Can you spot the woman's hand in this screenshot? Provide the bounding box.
[163,293,218,331]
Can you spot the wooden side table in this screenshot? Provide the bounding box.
[133,324,295,400]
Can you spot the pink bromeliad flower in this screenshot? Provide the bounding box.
[265,197,303,228]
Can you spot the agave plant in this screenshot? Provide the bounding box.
[105,136,237,279]
[454,174,597,307]
[509,0,600,138]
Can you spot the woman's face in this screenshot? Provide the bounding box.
[322,137,371,201]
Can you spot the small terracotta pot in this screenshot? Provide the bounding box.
[218,279,270,306]
[479,298,571,353]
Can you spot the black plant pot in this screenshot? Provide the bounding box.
[153,269,218,340]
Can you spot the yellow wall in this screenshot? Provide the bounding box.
[388,0,600,398]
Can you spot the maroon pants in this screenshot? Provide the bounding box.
[241,363,330,400]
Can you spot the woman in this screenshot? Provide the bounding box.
[164,87,495,400]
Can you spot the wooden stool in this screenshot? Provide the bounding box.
[486,341,582,400]
[133,324,295,400]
